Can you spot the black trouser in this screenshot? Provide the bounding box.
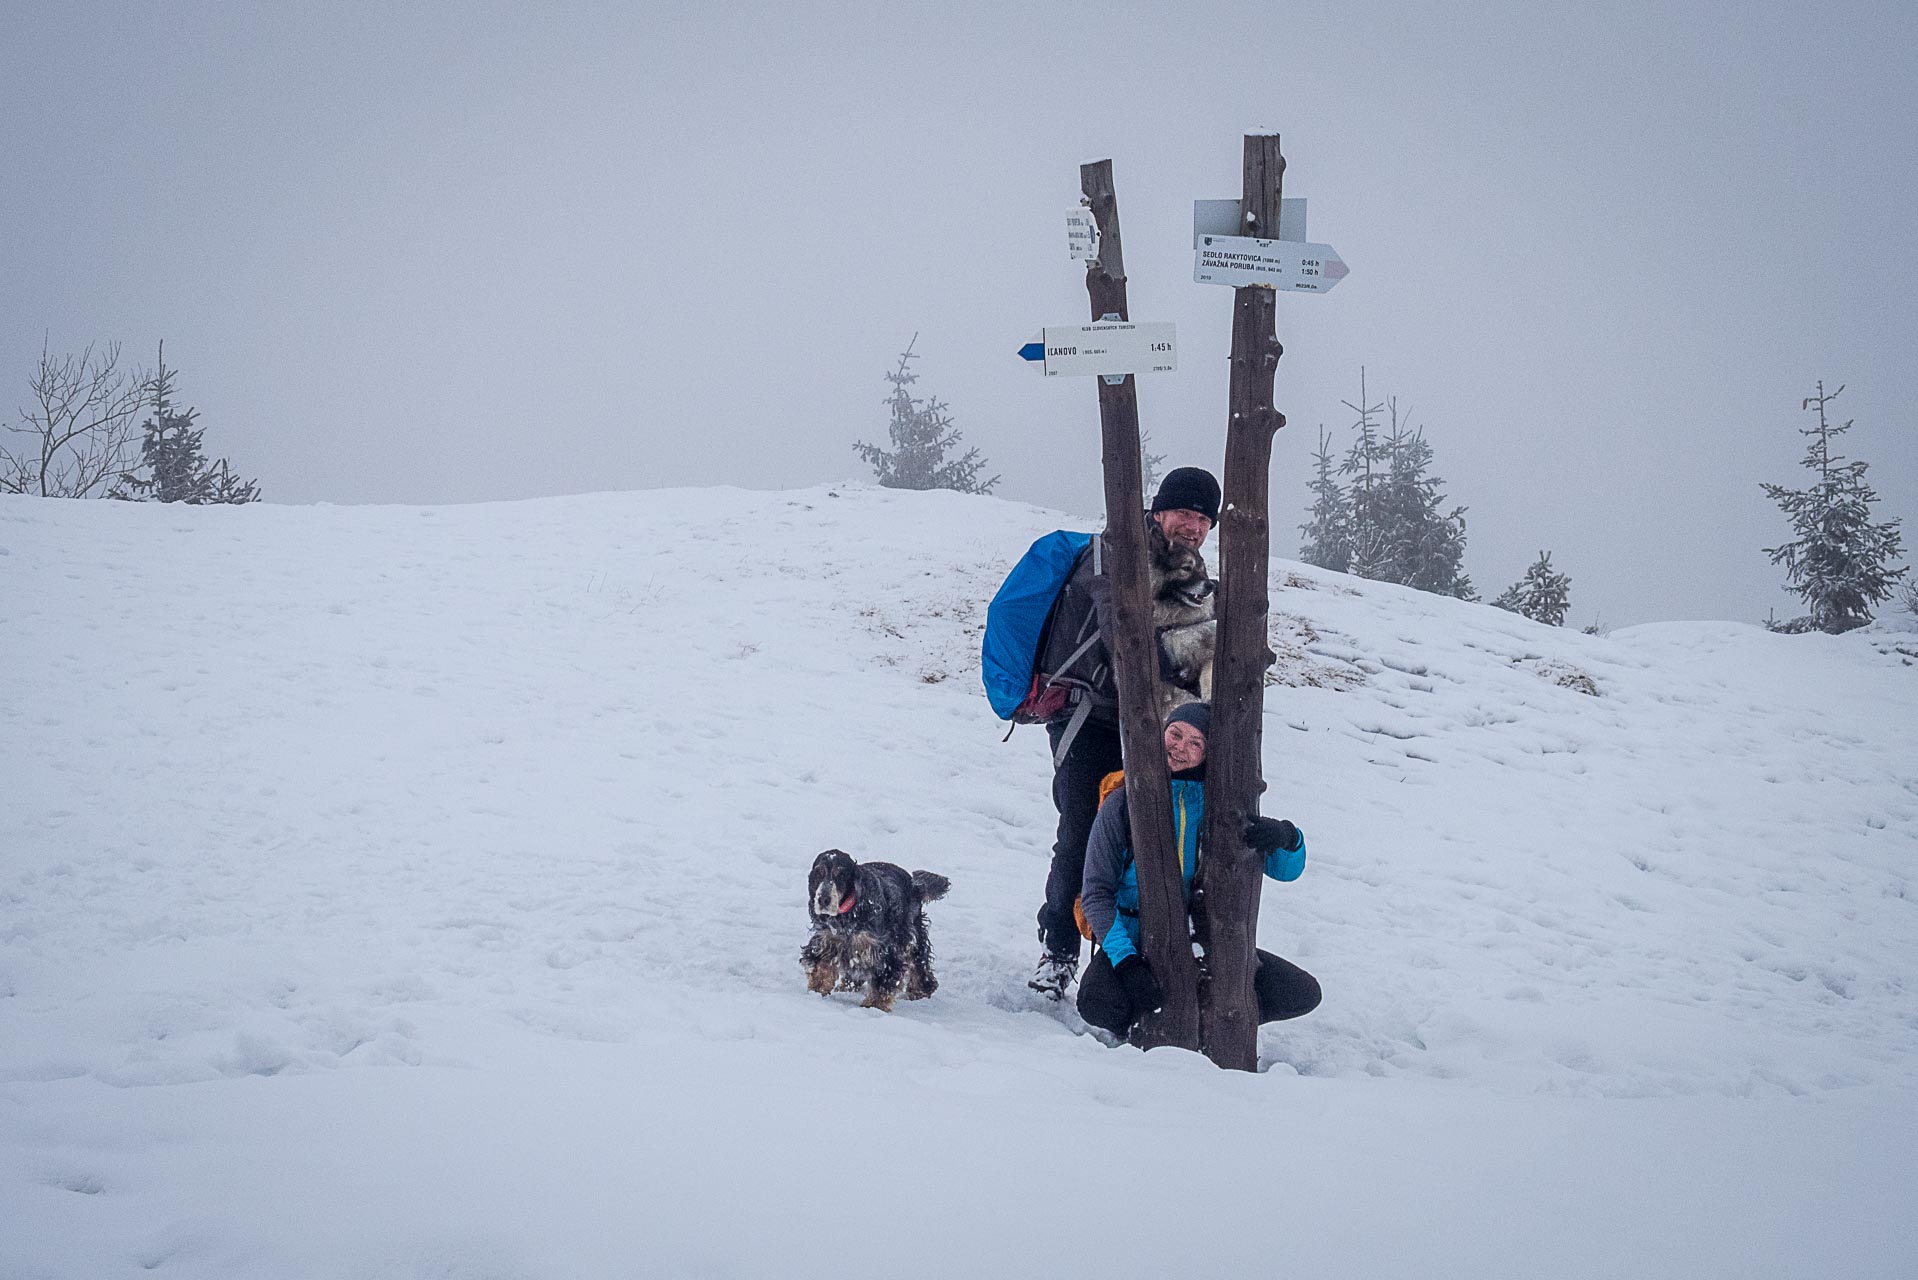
[1077,948,1322,1037]
[1038,718,1125,961]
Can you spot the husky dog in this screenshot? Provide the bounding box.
[802,850,950,1012]
[1148,519,1218,716]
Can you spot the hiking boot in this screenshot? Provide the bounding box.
[1028,953,1078,1000]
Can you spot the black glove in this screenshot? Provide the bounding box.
[1244,816,1302,855]
[1112,954,1165,1015]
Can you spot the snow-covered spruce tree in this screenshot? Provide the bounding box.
[853,337,999,495]
[1298,426,1351,573]
[1492,551,1571,625]
[111,349,260,504]
[1376,403,1472,599]
[1338,370,1393,580]
[1760,382,1905,634]
[1328,373,1471,598]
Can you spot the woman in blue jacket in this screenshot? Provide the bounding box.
[1076,701,1322,1040]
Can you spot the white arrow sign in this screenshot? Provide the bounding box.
[1018,321,1176,377]
[1194,234,1349,292]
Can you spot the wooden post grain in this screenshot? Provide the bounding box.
[1080,159,1201,1052]
[1195,135,1287,1071]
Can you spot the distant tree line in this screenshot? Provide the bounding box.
[852,349,1915,637]
[1297,369,1575,626]
[1,342,258,503]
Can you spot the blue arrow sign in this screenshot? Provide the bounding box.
[1015,323,1177,376]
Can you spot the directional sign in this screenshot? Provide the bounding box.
[1193,234,1349,292]
[1017,321,1176,377]
[1066,209,1099,260]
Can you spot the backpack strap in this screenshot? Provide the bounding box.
[1013,534,1108,758]
[1039,534,1105,689]
[1046,628,1103,685]
[1050,693,1095,768]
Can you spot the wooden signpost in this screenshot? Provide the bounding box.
[1193,134,1290,1071]
[1078,159,1201,1053]
[1024,139,1343,1067]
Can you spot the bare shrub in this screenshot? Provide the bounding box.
[1,343,149,498]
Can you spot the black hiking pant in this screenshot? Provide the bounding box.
[1077,948,1322,1038]
[1038,718,1124,962]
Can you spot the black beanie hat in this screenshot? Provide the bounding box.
[1150,467,1222,523]
[1164,701,1211,738]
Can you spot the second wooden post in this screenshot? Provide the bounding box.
[1195,134,1287,1071]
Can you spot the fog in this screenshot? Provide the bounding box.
[6,0,1914,627]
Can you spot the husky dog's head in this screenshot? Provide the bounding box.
[1148,519,1214,607]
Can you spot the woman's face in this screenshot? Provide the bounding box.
[1164,720,1208,772]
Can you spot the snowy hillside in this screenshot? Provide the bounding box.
[3,484,1915,1279]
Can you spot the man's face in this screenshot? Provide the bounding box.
[1154,508,1212,550]
[1164,720,1208,772]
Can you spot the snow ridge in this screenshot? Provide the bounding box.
[3,484,1914,1278]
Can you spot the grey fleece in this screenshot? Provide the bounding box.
[1078,786,1134,954]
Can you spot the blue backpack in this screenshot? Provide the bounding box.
[982,530,1098,723]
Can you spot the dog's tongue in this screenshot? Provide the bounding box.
[837,893,857,915]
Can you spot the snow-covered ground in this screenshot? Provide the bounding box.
[3,484,1915,1279]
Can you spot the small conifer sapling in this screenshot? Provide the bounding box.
[1492,551,1572,626]
[1760,382,1904,634]
[853,336,999,495]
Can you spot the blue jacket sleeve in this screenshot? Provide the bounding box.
[1263,831,1306,883]
[1080,789,1134,964]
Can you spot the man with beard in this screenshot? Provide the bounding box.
[1028,466,1223,999]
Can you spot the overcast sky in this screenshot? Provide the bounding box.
[6,0,1914,627]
